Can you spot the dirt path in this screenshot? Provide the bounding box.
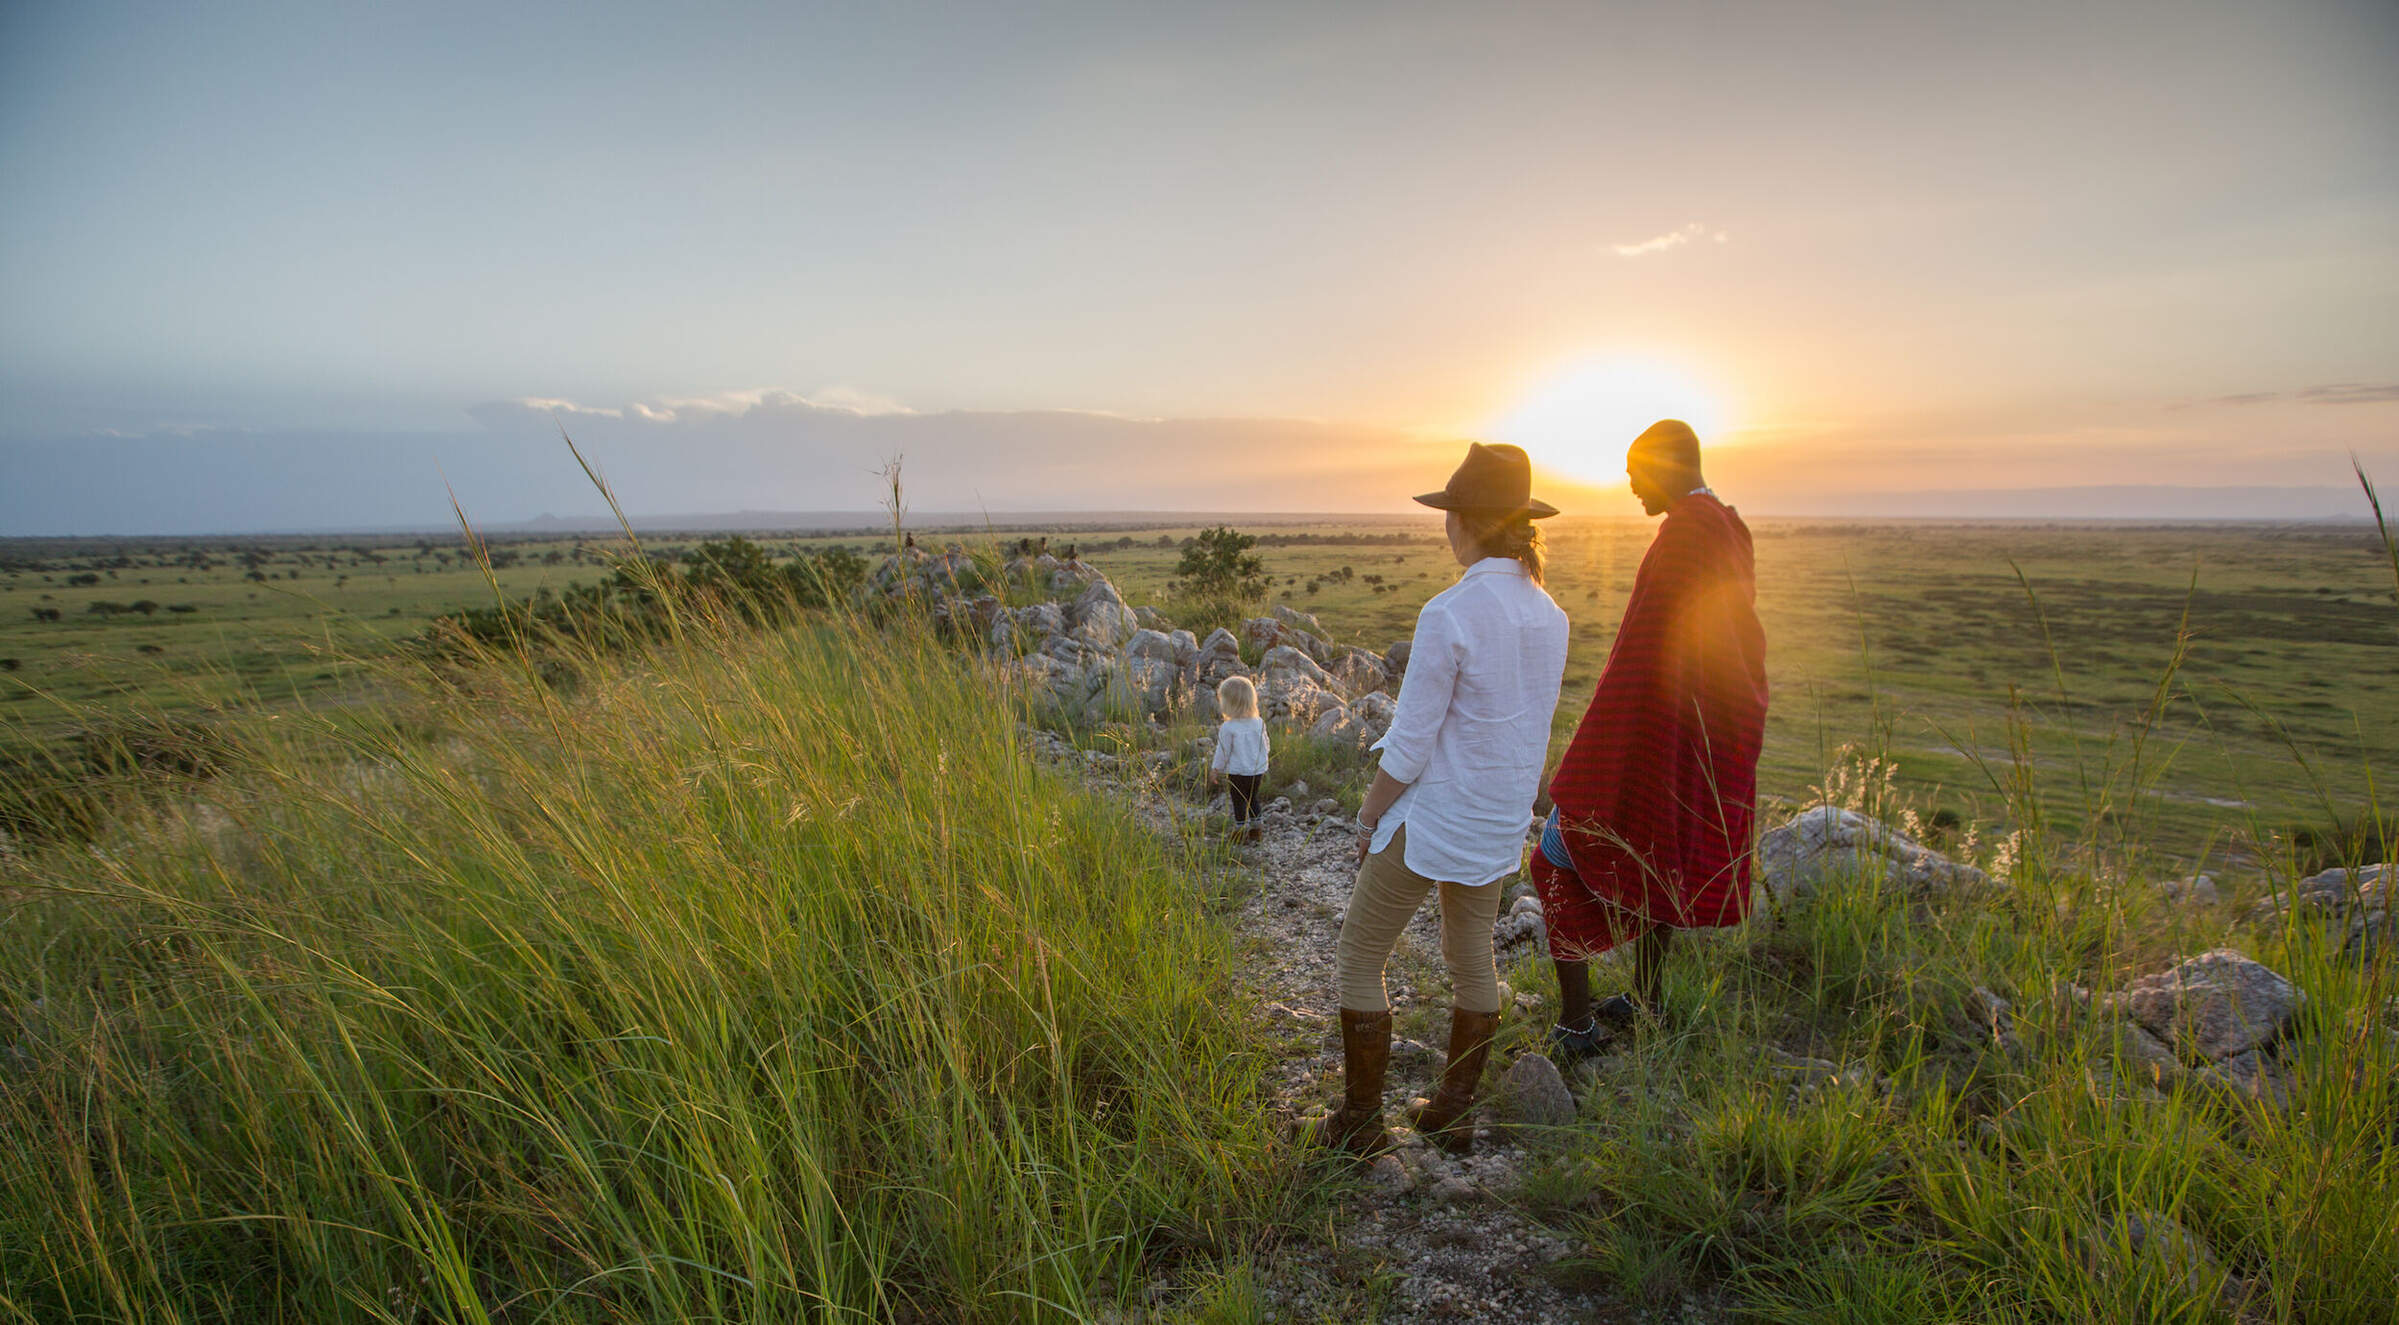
[1029,730,1617,1323]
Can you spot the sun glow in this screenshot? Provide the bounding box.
[1487,357,1729,485]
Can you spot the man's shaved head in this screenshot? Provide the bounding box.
[1628,418,1702,472]
[1626,418,1705,517]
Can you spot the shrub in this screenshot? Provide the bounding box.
[1170,525,1268,603]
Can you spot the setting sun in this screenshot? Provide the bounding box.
[1487,357,1730,484]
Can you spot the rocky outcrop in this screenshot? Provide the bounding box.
[1757,804,1989,901]
[2245,863,2393,963]
[2103,948,2304,1103]
[861,544,1401,742]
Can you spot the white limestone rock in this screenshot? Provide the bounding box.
[1758,804,1989,902]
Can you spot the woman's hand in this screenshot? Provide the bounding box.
[1352,767,1406,864]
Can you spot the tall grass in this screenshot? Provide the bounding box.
[1512,827,2396,1322]
[1510,468,2399,1322]
[0,603,1286,1321]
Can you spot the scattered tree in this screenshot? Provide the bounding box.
[1169,526,1269,603]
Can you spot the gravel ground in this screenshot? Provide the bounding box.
[1028,729,1630,1323]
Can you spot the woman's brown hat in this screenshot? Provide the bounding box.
[1413,442,1560,519]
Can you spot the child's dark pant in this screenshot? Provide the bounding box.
[1226,773,1263,824]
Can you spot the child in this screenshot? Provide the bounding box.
[1209,675,1271,842]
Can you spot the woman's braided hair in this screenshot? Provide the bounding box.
[1457,507,1547,585]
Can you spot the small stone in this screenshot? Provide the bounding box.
[1368,1154,1415,1194]
[2158,873,2222,906]
[1493,1053,1576,1132]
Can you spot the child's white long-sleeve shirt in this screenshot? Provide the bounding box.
[1210,716,1270,776]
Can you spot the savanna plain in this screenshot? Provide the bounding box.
[1,511,2393,1322]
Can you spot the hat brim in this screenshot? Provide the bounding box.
[1414,491,1561,520]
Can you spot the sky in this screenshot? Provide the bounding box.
[3,0,2396,533]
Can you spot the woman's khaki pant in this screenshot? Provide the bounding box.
[1335,825,1504,1014]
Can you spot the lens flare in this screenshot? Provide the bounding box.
[1487,357,1729,485]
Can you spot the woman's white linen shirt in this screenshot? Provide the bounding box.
[1211,717,1271,777]
[1370,558,1569,886]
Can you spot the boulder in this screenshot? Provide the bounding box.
[1046,560,1103,596]
[1758,804,1989,901]
[1291,630,1342,666]
[1272,604,1324,634]
[964,594,1006,638]
[1124,627,1178,664]
[2114,1022,2183,1088]
[988,611,1028,653]
[1166,628,1199,668]
[1329,648,1390,696]
[1133,605,1169,631]
[1039,631,1096,668]
[1189,628,1244,685]
[1239,616,1285,656]
[2198,1049,2291,1107]
[1017,601,1065,640]
[1260,644,1336,689]
[2109,948,2303,1063]
[1494,1054,1576,1132]
[1494,910,1545,948]
[1120,657,1181,718]
[1266,677,1344,727]
[1349,691,1397,745]
[1383,639,1412,684]
[1070,580,1137,649]
[998,653,1066,693]
[2245,863,2393,963]
[1308,702,1370,749]
[2157,873,2222,906]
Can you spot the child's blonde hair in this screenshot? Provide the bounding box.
[1215,675,1260,720]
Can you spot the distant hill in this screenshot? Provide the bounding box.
[492,486,2375,533]
[1748,485,2370,521]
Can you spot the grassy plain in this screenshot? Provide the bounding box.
[2,514,2395,1320]
[9,517,2396,866]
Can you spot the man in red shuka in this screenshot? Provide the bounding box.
[1532,418,1767,1056]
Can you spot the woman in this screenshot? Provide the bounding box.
[1309,441,1569,1158]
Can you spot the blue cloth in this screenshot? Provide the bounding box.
[1539,806,1574,871]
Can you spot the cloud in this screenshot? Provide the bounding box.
[520,386,919,426]
[1610,221,1729,258]
[2202,382,2399,407]
[456,391,1442,520]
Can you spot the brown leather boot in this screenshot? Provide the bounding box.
[1307,1008,1394,1159]
[1405,1007,1501,1155]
